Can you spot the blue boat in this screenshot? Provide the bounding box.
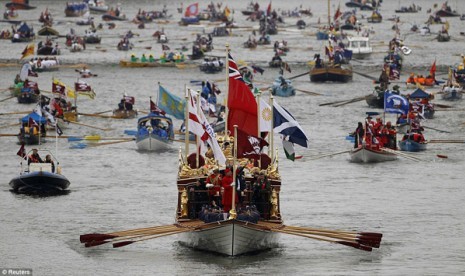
[65,3,89,17]
[398,139,427,152]
[17,87,39,104]
[180,16,200,26]
[18,112,47,145]
[135,112,174,151]
[271,76,295,97]
[9,149,70,194]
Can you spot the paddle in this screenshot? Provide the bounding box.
[71,139,135,149]
[78,112,116,119]
[428,139,465,144]
[435,103,453,108]
[0,87,12,93]
[0,95,15,102]
[332,95,370,107]
[422,126,451,133]
[353,70,378,81]
[288,71,310,80]
[67,136,134,142]
[380,147,422,162]
[0,111,30,116]
[307,150,352,160]
[93,110,113,115]
[66,120,113,131]
[0,122,20,129]
[0,133,19,137]
[294,88,323,96]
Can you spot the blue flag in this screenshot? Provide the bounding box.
[384,92,409,115]
[273,101,309,148]
[157,85,185,120]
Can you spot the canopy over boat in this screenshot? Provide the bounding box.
[21,112,47,124]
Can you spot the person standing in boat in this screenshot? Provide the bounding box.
[28,149,43,164]
[45,154,55,173]
[207,169,222,207]
[221,169,237,213]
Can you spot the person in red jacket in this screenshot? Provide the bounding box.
[221,170,238,213]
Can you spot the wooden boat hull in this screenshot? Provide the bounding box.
[6,2,36,10]
[119,60,181,68]
[199,64,223,73]
[65,8,89,17]
[9,171,70,193]
[102,14,126,21]
[17,133,45,145]
[37,26,59,36]
[112,109,138,119]
[178,219,279,256]
[399,140,427,152]
[435,10,460,17]
[441,89,463,101]
[310,65,353,83]
[136,133,172,151]
[37,46,60,56]
[365,94,383,108]
[367,16,382,23]
[17,91,39,103]
[350,146,397,163]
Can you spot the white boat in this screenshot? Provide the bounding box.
[350,144,397,163]
[346,36,372,59]
[135,112,174,151]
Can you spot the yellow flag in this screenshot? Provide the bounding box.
[21,43,35,60]
[66,86,76,99]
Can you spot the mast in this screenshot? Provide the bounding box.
[196,91,201,168]
[184,85,189,164]
[224,44,230,135]
[327,0,331,26]
[229,125,238,219]
[269,95,274,161]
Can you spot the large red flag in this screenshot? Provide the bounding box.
[150,99,166,115]
[266,2,272,16]
[334,4,342,21]
[227,52,258,137]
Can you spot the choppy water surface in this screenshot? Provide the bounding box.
[1,0,465,275]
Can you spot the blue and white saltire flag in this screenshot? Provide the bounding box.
[384,92,409,115]
[157,84,185,120]
[273,101,309,161]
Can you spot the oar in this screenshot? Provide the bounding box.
[0,122,20,129]
[112,230,189,248]
[0,95,15,102]
[332,95,370,107]
[67,136,134,142]
[273,229,374,251]
[353,70,378,81]
[422,126,451,133]
[66,120,113,131]
[307,150,351,160]
[78,112,116,119]
[0,133,18,137]
[319,99,351,106]
[380,147,422,162]
[435,103,453,108]
[93,110,113,115]
[124,130,137,136]
[87,139,135,147]
[0,87,12,93]
[288,71,310,80]
[294,88,323,96]
[428,139,465,144]
[0,111,30,116]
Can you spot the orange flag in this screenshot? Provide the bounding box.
[21,43,35,60]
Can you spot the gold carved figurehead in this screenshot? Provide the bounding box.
[180,188,188,218]
[178,164,193,179]
[269,188,280,219]
[267,163,281,180]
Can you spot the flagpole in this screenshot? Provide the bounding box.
[257,92,261,137]
[184,86,189,164]
[269,96,274,161]
[229,125,238,220]
[196,91,201,168]
[55,121,58,161]
[225,44,230,136]
[157,81,160,104]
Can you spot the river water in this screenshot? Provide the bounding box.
[1,0,465,275]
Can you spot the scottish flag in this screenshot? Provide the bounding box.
[273,101,309,148]
[384,92,409,115]
[157,84,185,120]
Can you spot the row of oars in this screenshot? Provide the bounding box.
[80,225,189,248]
[380,147,423,162]
[273,225,382,251]
[428,139,465,144]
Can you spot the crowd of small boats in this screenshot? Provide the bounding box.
[2,0,465,259]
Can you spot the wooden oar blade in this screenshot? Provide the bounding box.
[70,142,87,149]
[112,241,135,248]
[337,241,373,252]
[80,233,118,243]
[85,240,110,248]
[359,232,383,238]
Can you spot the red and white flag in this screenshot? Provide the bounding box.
[75,81,92,92]
[184,3,199,17]
[150,99,166,115]
[17,143,26,158]
[188,89,226,165]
